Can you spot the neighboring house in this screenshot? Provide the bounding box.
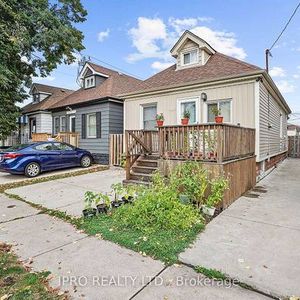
[287,124,300,136]
[20,83,74,143]
[122,30,291,178]
[48,62,141,164]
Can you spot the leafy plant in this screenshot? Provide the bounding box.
[182,110,191,119]
[205,176,229,208]
[211,107,221,117]
[111,183,123,201]
[156,113,164,121]
[122,185,136,200]
[95,192,111,207]
[84,191,96,210]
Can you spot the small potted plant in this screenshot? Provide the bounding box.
[82,191,97,218]
[156,113,164,127]
[95,192,110,214]
[122,185,136,204]
[211,107,223,123]
[202,177,229,216]
[111,183,124,208]
[181,110,190,125]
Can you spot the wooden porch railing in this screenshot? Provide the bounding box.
[159,124,255,163]
[125,130,159,179]
[31,132,79,147]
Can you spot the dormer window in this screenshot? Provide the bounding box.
[33,93,40,103]
[85,76,95,89]
[182,49,198,66]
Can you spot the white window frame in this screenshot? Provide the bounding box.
[60,116,66,132]
[181,48,199,66]
[204,99,233,124]
[87,113,97,138]
[177,97,200,125]
[85,76,95,89]
[69,115,76,132]
[54,116,60,135]
[140,103,157,130]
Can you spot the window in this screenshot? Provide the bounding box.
[70,115,76,132]
[85,76,95,89]
[178,98,199,124]
[34,143,53,151]
[53,142,74,151]
[29,117,36,139]
[142,105,157,130]
[60,116,66,132]
[33,93,40,103]
[207,100,231,123]
[182,49,198,66]
[87,113,97,138]
[54,117,60,134]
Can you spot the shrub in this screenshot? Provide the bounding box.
[205,176,229,208]
[112,172,202,233]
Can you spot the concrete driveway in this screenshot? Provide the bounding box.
[6,167,125,216]
[180,158,300,298]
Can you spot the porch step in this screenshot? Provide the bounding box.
[136,159,158,168]
[132,165,157,174]
[130,172,152,182]
[123,179,150,186]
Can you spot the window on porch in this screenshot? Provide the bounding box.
[178,98,198,124]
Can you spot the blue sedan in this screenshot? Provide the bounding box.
[0,142,93,177]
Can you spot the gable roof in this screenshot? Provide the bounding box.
[22,83,74,114]
[123,52,262,96]
[49,62,142,110]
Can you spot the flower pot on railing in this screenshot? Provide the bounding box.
[181,118,189,125]
[215,116,223,123]
[156,120,164,127]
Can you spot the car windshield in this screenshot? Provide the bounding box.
[1,144,33,152]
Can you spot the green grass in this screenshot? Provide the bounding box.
[0,243,64,300]
[195,266,227,281]
[81,214,205,265]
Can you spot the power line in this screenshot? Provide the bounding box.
[269,1,300,51]
[265,1,300,72]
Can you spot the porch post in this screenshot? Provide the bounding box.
[216,125,223,163]
[125,130,130,180]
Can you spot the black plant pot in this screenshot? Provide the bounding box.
[111,201,122,208]
[96,204,108,214]
[82,208,97,218]
[122,196,134,204]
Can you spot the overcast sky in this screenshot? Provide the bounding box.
[29,0,300,123]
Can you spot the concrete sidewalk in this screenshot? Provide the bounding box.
[0,194,268,299]
[180,159,300,298]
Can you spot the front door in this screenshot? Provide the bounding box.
[29,117,36,139]
[142,105,157,130]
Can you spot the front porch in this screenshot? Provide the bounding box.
[31,132,80,147]
[125,123,256,208]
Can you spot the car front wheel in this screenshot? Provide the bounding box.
[25,162,41,178]
[80,155,92,168]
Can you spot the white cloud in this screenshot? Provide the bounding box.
[293,74,300,79]
[276,80,295,93]
[151,61,173,71]
[127,17,167,62]
[127,16,247,70]
[269,67,286,78]
[98,29,110,42]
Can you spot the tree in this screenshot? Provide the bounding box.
[0,0,87,141]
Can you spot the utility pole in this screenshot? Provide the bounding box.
[265,49,271,73]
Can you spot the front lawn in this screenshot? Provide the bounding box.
[0,243,65,300]
[82,214,204,265]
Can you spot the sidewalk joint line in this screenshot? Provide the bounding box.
[129,266,169,300]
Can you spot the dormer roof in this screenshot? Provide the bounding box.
[79,62,110,80]
[170,30,216,58]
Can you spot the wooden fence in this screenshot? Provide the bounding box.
[32,132,79,147]
[109,134,124,166]
[288,135,300,158]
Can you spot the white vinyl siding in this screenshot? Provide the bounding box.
[259,82,288,160]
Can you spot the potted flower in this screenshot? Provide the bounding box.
[95,192,110,214]
[156,113,164,127]
[82,191,97,218]
[181,110,190,125]
[211,107,223,123]
[202,177,229,216]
